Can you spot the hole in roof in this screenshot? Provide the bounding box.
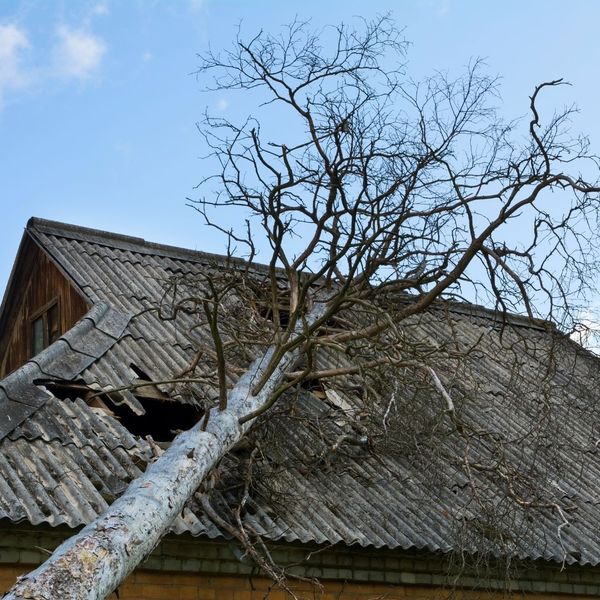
[258,303,290,329]
[35,378,117,416]
[35,378,91,400]
[253,282,294,329]
[111,395,203,442]
[130,363,152,381]
[126,363,204,442]
[323,314,352,331]
[300,377,327,400]
[37,370,204,443]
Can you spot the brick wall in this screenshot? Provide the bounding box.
[3,526,600,598]
[0,566,592,600]
[0,565,21,596]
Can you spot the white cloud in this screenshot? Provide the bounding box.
[142,51,153,62]
[92,3,109,16]
[189,0,204,12]
[0,22,107,110]
[216,98,229,111]
[571,309,600,354]
[418,0,451,17]
[437,0,450,16]
[0,24,30,104]
[54,26,106,80]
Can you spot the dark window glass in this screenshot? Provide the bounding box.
[30,301,60,357]
[48,303,60,345]
[32,317,44,356]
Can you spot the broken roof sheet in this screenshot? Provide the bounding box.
[1,217,600,566]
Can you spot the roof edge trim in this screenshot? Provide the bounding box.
[27,217,267,274]
[26,217,554,332]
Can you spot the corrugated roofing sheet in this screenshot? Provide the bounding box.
[1,218,600,566]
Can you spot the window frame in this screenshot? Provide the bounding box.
[29,297,61,358]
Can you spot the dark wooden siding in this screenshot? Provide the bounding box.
[0,236,89,377]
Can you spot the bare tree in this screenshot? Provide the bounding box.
[6,16,600,600]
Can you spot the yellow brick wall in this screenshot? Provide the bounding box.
[0,565,587,600]
[0,565,22,596]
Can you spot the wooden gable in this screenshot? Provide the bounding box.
[0,233,90,378]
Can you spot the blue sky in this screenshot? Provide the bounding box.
[1,0,600,309]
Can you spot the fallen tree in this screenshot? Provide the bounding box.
[5,16,600,600]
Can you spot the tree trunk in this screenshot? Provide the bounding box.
[4,306,324,600]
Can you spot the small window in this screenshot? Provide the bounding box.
[30,300,61,357]
[47,303,60,344]
[32,317,44,356]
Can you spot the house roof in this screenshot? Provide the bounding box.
[1,217,600,566]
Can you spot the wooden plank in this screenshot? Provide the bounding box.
[0,238,90,378]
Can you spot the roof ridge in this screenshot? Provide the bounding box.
[27,217,551,332]
[27,217,245,268]
[425,298,553,331]
[0,302,130,441]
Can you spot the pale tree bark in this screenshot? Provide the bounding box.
[4,306,325,600]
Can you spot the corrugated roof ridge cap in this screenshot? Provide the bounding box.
[27,217,559,332]
[0,305,101,390]
[40,301,130,365]
[0,302,131,440]
[0,361,47,406]
[28,217,145,246]
[432,299,554,331]
[27,217,270,274]
[390,292,554,332]
[80,301,131,340]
